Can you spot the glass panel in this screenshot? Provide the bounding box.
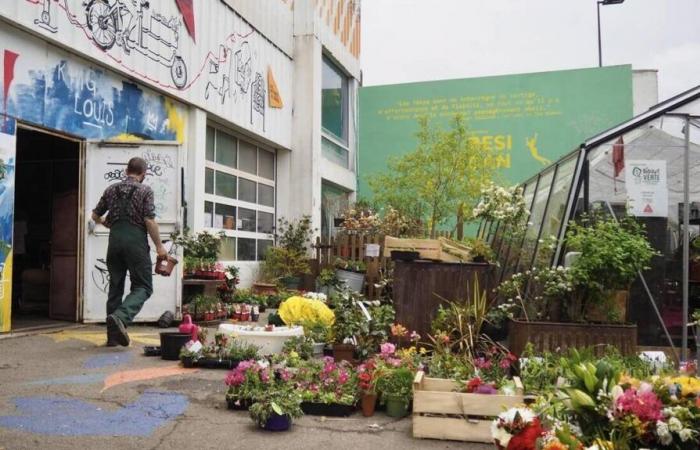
[206,126,215,162]
[214,204,236,230]
[257,240,273,261]
[239,178,257,203]
[237,238,256,261]
[220,236,236,260]
[532,155,578,266]
[321,182,350,238]
[258,211,274,234]
[204,201,213,228]
[519,169,556,271]
[499,182,535,282]
[322,57,347,141]
[258,184,274,207]
[238,208,256,232]
[322,136,349,168]
[205,168,214,194]
[216,131,237,168]
[215,171,237,199]
[259,149,275,180]
[239,140,257,174]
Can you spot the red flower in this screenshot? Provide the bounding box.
[507,419,544,450]
[466,377,483,393]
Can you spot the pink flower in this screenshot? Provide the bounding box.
[260,370,270,383]
[387,357,402,367]
[380,342,396,356]
[475,357,492,370]
[409,331,421,342]
[338,371,349,385]
[499,358,512,370]
[279,369,292,382]
[615,388,663,422]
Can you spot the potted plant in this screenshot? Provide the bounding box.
[316,268,340,297]
[331,289,369,362]
[225,359,273,410]
[334,257,367,293]
[262,246,311,289]
[463,237,495,264]
[357,359,379,417]
[293,357,358,417]
[173,230,224,279]
[249,385,303,432]
[376,366,414,418]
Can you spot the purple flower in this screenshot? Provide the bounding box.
[380,342,396,356]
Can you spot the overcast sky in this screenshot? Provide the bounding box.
[361,0,700,101]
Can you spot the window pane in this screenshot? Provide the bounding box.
[239,178,257,203]
[205,168,214,194]
[322,137,349,168]
[237,238,256,261]
[238,208,256,232]
[239,140,257,174]
[216,132,237,168]
[215,171,237,199]
[519,169,556,271]
[259,149,274,180]
[322,57,347,141]
[204,201,213,228]
[258,211,274,234]
[206,126,215,162]
[214,204,236,230]
[258,184,274,207]
[257,240,273,261]
[220,236,236,260]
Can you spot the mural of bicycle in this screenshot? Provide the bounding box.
[83,0,188,89]
[91,239,176,293]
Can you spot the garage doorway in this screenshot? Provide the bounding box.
[12,126,82,330]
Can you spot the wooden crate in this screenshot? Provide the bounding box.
[412,371,524,443]
[383,236,442,260]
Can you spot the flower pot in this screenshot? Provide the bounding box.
[336,269,365,293]
[312,342,325,357]
[390,250,419,262]
[281,276,302,290]
[361,393,377,417]
[261,413,292,431]
[159,332,192,361]
[181,355,195,368]
[333,343,355,363]
[241,312,250,322]
[384,396,409,418]
[252,283,278,296]
[586,289,629,323]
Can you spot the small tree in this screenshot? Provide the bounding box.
[368,115,496,238]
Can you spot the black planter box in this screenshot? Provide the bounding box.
[390,250,419,262]
[226,397,254,411]
[300,402,355,417]
[181,357,239,370]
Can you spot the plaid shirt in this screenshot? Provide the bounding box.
[93,177,156,230]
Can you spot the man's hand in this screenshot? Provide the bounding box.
[156,244,168,260]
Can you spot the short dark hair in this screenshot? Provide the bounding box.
[126,157,148,175]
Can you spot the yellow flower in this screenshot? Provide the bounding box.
[289,351,299,359]
[278,296,335,328]
[670,376,700,396]
[619,374,641,389]
[419,347,427,354]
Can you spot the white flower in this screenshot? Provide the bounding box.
[611,385,624,401]
[679,428,694,442]
[490,423,512,446]
[656,421,673,446]
[668,417,683,433]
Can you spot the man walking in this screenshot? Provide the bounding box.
[92,157,167,346]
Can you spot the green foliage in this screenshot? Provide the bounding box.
[191,294,219,314]
[261,246,311,281]
[376,367,414,405]
[227,340,260,361]
[334,257,367,273]
[367,115,497,237]
[356,303,396,360]
[275,216,314,254]
[249,387,303,428]
[317,268,340,288]
[330,288,369,343]
[566,214,658,293]
[462,237,496,263]
[282,336,315,360]
[172,229,223,261]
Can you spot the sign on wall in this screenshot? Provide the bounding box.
[0,115,16,332]
[0,0,292,147]
[359,65,634,192]
[625,160,668,217]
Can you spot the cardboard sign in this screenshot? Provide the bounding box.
[365,243,380,258]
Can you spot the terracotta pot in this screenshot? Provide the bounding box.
[360,393,377,417]
[333,343,355,363]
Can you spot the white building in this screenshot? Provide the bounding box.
[0,0,361,332]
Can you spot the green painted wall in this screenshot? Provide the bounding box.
[359,65,634,196]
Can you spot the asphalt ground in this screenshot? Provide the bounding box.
[0,325,492,450]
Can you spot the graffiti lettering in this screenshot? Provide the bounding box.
[142,150,175,169]
[73,70,115,128]
[104,163,164,183]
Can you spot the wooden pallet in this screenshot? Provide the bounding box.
[412,371,524,443]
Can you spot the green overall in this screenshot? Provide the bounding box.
[106,186,153,325]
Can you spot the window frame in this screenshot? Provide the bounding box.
[321,56,351,168]
[204,123,276,261]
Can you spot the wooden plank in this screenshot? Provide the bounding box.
[412,416,492,443]
[420,376,462,392]
[413,390,521,416]
[384,236,442,260]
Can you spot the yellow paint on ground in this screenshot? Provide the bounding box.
[102,365,198,392]
[46,330,160,346]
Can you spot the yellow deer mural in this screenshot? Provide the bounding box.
[525,133,551,166]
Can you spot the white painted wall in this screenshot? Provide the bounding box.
[633,70,660,116]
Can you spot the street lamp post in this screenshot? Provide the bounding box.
[597,0,625,67]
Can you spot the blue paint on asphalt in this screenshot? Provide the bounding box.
[0,391,188,436]
[83,352,134,369]
[27,373,107,386]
